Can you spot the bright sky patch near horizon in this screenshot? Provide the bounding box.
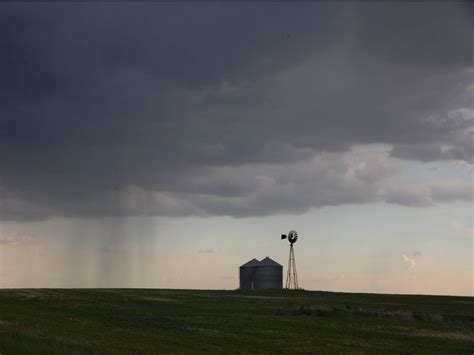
[0,3,472,295]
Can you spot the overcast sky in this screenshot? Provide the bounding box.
[0,2,472,295]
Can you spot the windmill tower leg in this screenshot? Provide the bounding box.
[286,244,298,289]
[291,245,298,289]
[285,245,291,288]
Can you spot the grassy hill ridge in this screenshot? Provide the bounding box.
[0,288,472,354]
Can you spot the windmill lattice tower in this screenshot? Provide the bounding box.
[281,230,299,289]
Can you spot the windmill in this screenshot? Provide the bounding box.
[281,230,299,289]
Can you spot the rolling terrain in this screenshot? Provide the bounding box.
[0,288,473,354]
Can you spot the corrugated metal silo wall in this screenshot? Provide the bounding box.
[253,266,283,289]
[239,266,255,289]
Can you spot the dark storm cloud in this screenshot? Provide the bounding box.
[0,2,472,220]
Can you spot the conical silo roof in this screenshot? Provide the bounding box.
[258,257,282,267]
[240,258,260,268]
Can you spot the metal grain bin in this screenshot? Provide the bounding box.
[239,258,259,290]
[253,257,283,289]
[239,257,282,290]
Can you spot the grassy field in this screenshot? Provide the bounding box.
[0,289,472,354]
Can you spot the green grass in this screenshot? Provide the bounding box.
[0,289,473,354]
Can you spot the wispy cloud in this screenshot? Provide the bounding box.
[451,219,473,239]
[198,248,218,254]
[401,250,421,269]
[0,233,33,245]
[381,178,473,207]
[401,254,416,269]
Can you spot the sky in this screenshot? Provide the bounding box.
[0,2,472,295]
